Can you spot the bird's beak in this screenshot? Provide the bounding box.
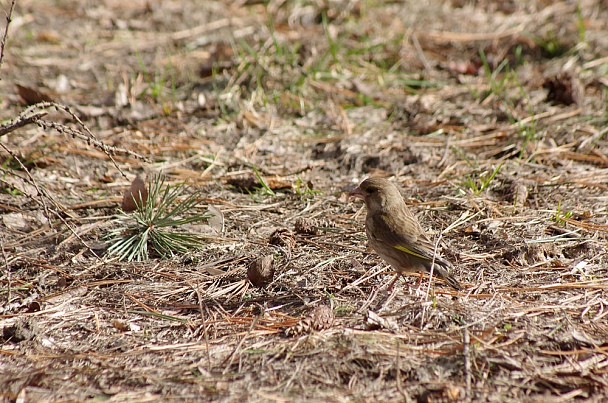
[349,186,365,200]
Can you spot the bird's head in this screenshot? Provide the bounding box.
[350,178,402,211]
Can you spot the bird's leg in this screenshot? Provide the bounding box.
[387,273,401,293]
[415,271,424,286]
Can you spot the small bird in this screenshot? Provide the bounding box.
[350,178,462,291]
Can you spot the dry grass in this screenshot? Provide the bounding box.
[1,0,608,401]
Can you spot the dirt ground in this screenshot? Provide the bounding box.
[1,0,608,401]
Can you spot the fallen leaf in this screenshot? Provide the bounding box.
[16,84,53,105]
[121,176,148,212]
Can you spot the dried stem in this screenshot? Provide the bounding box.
[0,0,16,75]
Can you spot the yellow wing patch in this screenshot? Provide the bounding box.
[378,213,428,260]
[393,244,426,259]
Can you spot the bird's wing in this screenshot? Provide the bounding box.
[368,209,438,263]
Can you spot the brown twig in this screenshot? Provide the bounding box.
[0,102,148,177]
[222,315,259,375]
[395,340,406,400]
[1,237,9,305]
[192,281,211,368]
[0,0,16,75]
[0,111,48,137]
[463,328,472,402]
[0,142,106,259]
[0,142,53,221]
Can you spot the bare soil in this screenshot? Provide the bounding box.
[1,0,608,401]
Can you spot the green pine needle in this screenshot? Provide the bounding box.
[106,174,209,261]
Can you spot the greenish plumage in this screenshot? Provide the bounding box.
[351,178,462,291]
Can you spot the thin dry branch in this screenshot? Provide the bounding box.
[0,111,47,137]
[0,102,149,177]
[0,0,15,75]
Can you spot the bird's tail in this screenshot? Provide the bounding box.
[430,257,462,291]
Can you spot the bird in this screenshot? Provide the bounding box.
[350,177,462,291]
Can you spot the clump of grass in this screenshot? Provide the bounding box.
[459,163,503,196]
[106,174,209,262]
[576,5,586,43]
[294,177,322,198]
[252,166,276,196]
[554,201,573,225]
[135,50,178,115]
[475,50,542,161]
[533,30,571,58]
[478,50,513,101]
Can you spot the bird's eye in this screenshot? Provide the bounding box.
[367,188,376,194]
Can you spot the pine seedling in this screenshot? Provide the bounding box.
[106,174,209,261]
